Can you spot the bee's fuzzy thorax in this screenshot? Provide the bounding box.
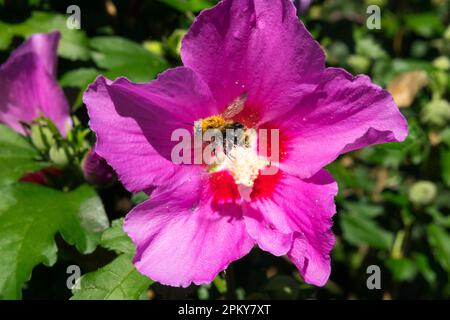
[200,115,228,133]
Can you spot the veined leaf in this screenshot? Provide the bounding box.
[100,219,134,255]
[71,254,151,300]
[0,183,108,299]
[341,213,394,250]
[90,36,169,82]
[71,219,151,300]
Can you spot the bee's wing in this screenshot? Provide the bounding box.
[223,93,248,119]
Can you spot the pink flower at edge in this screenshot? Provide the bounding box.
[82,149,115,186]
[0,31,71,136]
[294,0,312,15]
[84,0,408,287]
[0,32,114,188]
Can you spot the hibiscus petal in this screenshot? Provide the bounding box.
[273,67,408,179]
[8,31,59,77]
[243,203,293,256]
[0,43,71,135]
[124,167,254,287]
[84,67,218,193]
[244,170,337,286]
[182,0,324,120]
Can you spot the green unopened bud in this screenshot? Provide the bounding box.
[30,125,56,151]
[30,126,46,151]
[422,99,450,127]
[433,56,450,71]
[409,181,437,206]
[49,146,69,167]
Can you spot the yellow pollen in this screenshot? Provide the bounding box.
[200,115,228,133]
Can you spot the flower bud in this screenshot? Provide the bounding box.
[30,125,56,151]
[82,149,115,186]
[49,146,69,167]
[409,181,437,206]
[433,56,450,71]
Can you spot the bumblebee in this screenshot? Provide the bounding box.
[194,93,250,154]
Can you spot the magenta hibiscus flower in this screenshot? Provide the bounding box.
[0,31,71,135]
[84,0,407,287]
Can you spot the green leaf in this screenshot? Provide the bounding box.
[159,0,214,12]
[71,219,151,300]
[355,36,387,60]
[100,219,134,255]
[441,149,450,187]
[90,36,169,82]
[0,125,47,186]
[441,128,450,147]
[343,202,383,218]
[198,285,211,300]
[390,59,435,76]
[386,257,417,282]
[60,68,99,109]
[7,12,90,61]
[0,21,14,50]
[341,213,394,250]
[0,183,109,299]
[165,29,187,59]
[213,275,227,295]
[412,252,437,284]
[427,207,450,228]
[427,224,450,272]
[71,254,151,300]
[60,68,99,88]
[130,192,149,206]
[405,13,445,38]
